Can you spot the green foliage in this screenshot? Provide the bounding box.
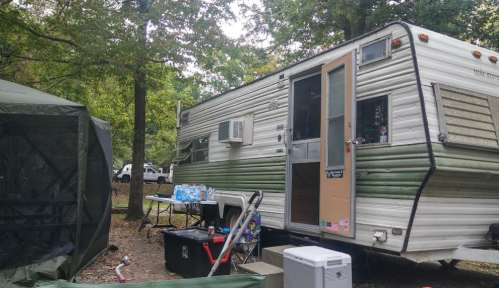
[242,0,498,61]
[0,0,238,220]
[463,0,499,51]
[0,0,233,168]
[200,43,282,95]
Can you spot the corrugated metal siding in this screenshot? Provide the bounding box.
[179,23,425,165]
[411,25,499,143]
[356,36,415,98]
[424,143,499,197]
[407,196,499,251]
[433,143,499,174]
[356,144,430,199]
[390,85,427,145]
[176,24,429,237]
[174,156,286,193]
[407,143,499,251]
[179,74,289,163]
[323,197,413,252]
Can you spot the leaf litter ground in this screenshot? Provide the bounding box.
[77,184,499,287]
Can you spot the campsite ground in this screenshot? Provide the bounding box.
[77,183,499,287]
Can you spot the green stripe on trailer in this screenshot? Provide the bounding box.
[174,156,286,193]
[422,143,499,198]
[356,144,431,199]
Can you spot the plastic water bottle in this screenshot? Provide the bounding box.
[207,187,215,201]
[195,185,201,202]
[187,182,198,202]
[176,185,184,201]
[206,187,212,201]
[172,185,178,199]
[181,184,189,201]
[184,184,191,201]
[199,183,207,201]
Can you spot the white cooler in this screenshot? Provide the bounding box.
[283,246,352,288]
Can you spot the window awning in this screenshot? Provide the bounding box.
[172,152,191,162]
[175,140,192,151]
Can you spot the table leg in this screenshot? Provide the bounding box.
[190,204,204,227]
[184,204,189,227]
[146,201,161,239]
[167,203,174,227]
[183,203,203,227]
[138,200,154,232]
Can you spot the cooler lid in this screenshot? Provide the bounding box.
[283,246,351,267]
[161,227,227,243]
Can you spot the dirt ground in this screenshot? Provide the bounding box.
[77,184,499,287]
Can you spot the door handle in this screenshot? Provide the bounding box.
[345,139,351,146]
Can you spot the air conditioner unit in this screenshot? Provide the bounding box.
[218,119,243,143]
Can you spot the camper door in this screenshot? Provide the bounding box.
[286,72,322,232]
[319,51,356,238]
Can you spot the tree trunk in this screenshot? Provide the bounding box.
[125,74,147,221]
[339,0,374,40]
[125,0,149,221]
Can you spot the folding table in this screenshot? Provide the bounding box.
[141,196,216,238]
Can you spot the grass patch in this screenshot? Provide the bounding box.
[111,183,173,209]
[111,214,126,220]
[110,183,200,227]
[112,199,153,210]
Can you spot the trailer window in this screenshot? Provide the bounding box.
[176,136,209,165]
[356,95,389,145]
[292,73,322,141]
[360,37,390,65]
[192,137,209,162]
[326,65,346,169]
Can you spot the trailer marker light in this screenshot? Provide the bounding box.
[472,50,482,58]
[391,39,401,48]
[489,56,498,63]
[392,228,402,235]
[418,34,429,42]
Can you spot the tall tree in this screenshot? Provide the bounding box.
[0,0,234,220]
[464,0,499,51]
[242,0,492,61]
[201,43,282,95]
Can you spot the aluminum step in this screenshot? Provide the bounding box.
[261,245,296,268]
[237,262,284,288]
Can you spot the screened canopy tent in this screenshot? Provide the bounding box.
[0,79,112,287]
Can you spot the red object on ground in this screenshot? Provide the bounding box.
[202,242,231,265]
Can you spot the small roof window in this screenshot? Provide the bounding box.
[360,36,391,65]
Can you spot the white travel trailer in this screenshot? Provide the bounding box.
[173,21,499,265]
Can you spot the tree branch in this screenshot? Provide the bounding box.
[46,74,73,92]
[1,53,116,67]
[1,53,74,64]
[147,58,172,64]
[20,24,79,48]
[22,71,81,85]
[1,0,14,6]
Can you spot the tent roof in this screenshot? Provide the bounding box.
[0,79,84,106]
[91,116,111,130]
